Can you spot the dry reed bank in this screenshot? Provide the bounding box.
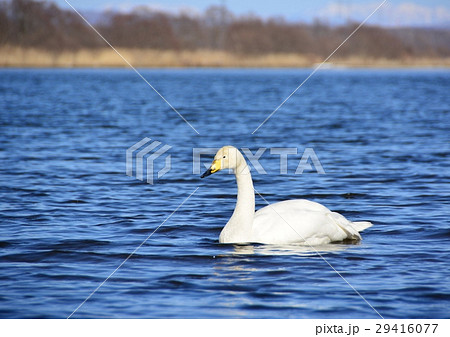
[1,47,449,68]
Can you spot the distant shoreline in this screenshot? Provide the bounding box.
[1,47,449,69]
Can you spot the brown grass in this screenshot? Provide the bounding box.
[1,46,449,68]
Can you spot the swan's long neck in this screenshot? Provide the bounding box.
[219,157,255,243]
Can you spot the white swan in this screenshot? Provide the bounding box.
[201,146,372,245]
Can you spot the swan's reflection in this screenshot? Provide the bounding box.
[207,242,361,315]
[230,242,356,256]
[211,242,358,276]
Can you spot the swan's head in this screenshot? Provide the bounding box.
[201,146,241,178]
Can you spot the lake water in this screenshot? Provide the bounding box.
[0,68,449,318]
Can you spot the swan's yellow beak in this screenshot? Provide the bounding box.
[201,159,221,178]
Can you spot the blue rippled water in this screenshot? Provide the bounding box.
[0,68,449,318]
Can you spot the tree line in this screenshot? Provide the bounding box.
[1,0,449,59]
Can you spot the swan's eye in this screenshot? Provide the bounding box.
[223,156,226,159]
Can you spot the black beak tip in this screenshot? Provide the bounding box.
[201,169,212,178]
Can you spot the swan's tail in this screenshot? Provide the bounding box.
[351,221,373,232]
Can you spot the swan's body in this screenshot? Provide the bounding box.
[201,146,372,245]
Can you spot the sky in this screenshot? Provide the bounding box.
[56,0,450,27]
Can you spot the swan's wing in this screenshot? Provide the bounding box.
[327,212,362,240]
[252,200,352,244]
